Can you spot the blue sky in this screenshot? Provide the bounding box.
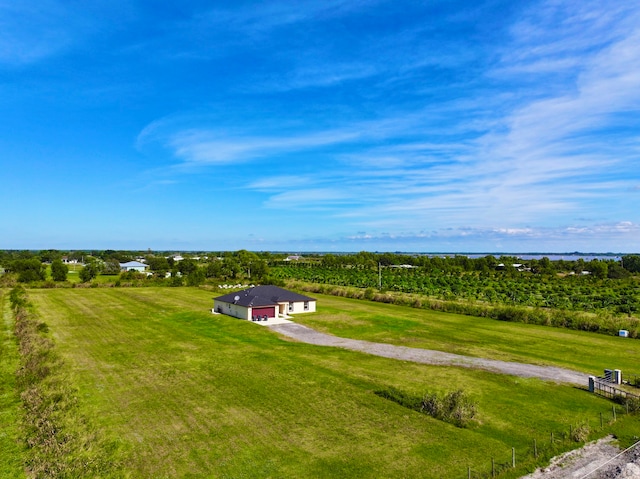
[1,1,639,252]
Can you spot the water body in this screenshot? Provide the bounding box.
[461,253,622,261]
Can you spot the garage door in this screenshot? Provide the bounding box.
[252,307,275,319]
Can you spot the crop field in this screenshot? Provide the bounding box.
[3,287,640,478]
[270,263,640,314]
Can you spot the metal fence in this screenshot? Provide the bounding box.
[592,377,640,401]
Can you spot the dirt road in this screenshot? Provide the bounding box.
[268,322,589,385]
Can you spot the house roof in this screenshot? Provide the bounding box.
[215,285,315,308]
[120,261,146,267]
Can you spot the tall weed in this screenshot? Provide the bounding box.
[10,287,124,478]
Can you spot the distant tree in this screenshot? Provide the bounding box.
[120,270,145,281]
[607,263,630,279]
[11,259,46,283]
[186,268,205,286]
[39,249,62,263]
[622,255,640,273]
[170,270,183,287]
[178,258,198,275]
[588,260,608,279]
[204,261,223,279]
[146,257,170,275]
[79,263,99,283]
[68,251,85,262]
[535,257,556,275]
[250,260,269,281]
[573,258,586,275]
[321,254,339,268]
[221,258,241,279]
[102,259,121,275]
[50,259,69,281]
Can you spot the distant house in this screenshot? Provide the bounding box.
[119,261,147,272]
[213,285,316,321]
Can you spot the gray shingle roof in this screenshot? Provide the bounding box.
[214,285,315,307]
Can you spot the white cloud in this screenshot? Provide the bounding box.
[167,128,360,165]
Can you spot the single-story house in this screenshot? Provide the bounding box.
[213,285,316,320]
[119,261,147,272]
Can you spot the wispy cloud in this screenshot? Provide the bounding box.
[166,128,361,165]
[135,0,640,249]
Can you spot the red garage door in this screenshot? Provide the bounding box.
[252,307,275,318]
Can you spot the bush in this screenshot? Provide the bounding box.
[570,422,590,442]
[50,259,68,281]
[614,395,640,413]
[79,263,99,283]
[375,386,477,428]
[421,389,478,428]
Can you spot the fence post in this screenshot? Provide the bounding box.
[600,412,603,428]
[534,439,538,458]
[614,369,622,385]
[512,447,515,468]
[468,466,470,479]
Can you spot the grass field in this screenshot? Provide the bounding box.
[291,293,640,375]
[7,287,640,478]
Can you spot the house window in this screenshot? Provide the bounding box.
[288,302,294,312]
[304,301,309,311]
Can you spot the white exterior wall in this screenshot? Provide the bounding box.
[214,301,250,320]
[284,300,316,314]
[125,266,146,272]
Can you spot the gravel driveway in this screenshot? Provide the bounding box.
[268,322,589,386]
[267,323,640,478]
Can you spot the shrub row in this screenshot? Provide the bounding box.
[289,281,640,338]
[10,286,122,478]
[375,386,477,428]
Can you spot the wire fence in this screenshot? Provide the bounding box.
[463,392,637,478]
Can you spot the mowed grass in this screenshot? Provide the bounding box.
[292,293,640,374]
[22,287,639,478]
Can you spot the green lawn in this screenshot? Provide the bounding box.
[291,293,640,375]
[11,287,639,478]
